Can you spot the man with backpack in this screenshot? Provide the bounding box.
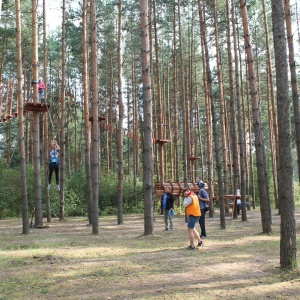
[196,180,210,238]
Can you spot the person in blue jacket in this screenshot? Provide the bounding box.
[48,138,60,191]
[161,186,175,231]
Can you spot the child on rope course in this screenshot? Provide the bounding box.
[48,138,60,191]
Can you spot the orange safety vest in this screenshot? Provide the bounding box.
[186,193,201,217]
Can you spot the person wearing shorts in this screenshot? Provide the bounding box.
[183,188,203,250]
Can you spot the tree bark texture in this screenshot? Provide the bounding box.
[82,0,93,224]
[90,0,100,234]
[117,0,124,225]
[59,0,66,220]
[284,0,300,185]
[16,0,29,234]
[272,0,297,269]
[239,0,271,233]
[32,0,43,228]
[141,0,154,235]
[198,0,225,228]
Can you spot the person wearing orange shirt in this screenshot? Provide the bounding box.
[183,188,203,250]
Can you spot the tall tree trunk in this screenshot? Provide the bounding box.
[239,0,271,233]
[262,0,279,209]
[32,0,43,228]
[226,0,239,198]
[90,0,100,234]
[42,0,51,223]
[149,3,158,183]
[284,0,300,184]
[116,0,124,225]
[198,0,225,228]
[153,0,165,182]
[213,0,228,197]
[272,0,297,270]
[172,5,179,182]
[177,0,187,186]
[126,83,130,175]
[16,0,29,234]
[231,0,246,220]
[239,56,249,198]
[140,0,153,235]
[132,55,138,204]
[200,20,213,203]
[82,0,93,224]
[59,0,66,220]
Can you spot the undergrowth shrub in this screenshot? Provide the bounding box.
[0,163,144,218]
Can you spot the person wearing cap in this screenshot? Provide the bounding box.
[183,188,203,250]
[195,180,210,238]
[161,186,174,231]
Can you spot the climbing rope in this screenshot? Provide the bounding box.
[46,100,56,135]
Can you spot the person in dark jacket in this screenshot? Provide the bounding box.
[195,180,210,238]
[161,186,175,231]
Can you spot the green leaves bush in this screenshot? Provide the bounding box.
[99,173,144,215]
[0,163,144,218]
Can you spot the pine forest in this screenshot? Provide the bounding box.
[0,0,299,269]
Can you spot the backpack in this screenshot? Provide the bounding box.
[200,188,209,212]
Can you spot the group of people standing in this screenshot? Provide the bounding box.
[160,177,210,250]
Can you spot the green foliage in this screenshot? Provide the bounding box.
[0,164,38,218]
[99,173,144,215]
[48,188,85,218]
[0,162,144,219]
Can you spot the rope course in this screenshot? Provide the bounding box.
[0,79,17,123]
[0,77,174,150]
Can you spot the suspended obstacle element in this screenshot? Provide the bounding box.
[154,181,198,198]
[154,138,171,144]
[188,156,201,161]
[0,79,17,123]
[24,102,50,112]
[89,116,106,122]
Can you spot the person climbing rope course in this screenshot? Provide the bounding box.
[48,138,60,191]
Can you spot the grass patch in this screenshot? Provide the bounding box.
[0,209,299,299]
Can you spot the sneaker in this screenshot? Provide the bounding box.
[186,245,195,250]
[200,235,206,238]
[57,185,60,191]
[197,241,204,247]
[47,184,51,190]
[168,229,173,232]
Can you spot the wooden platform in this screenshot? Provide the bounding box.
[154,181,198,198]
[89,116,106,122]
[154,139,171,144]
[24,102,50,112]
[188,156,201,161]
